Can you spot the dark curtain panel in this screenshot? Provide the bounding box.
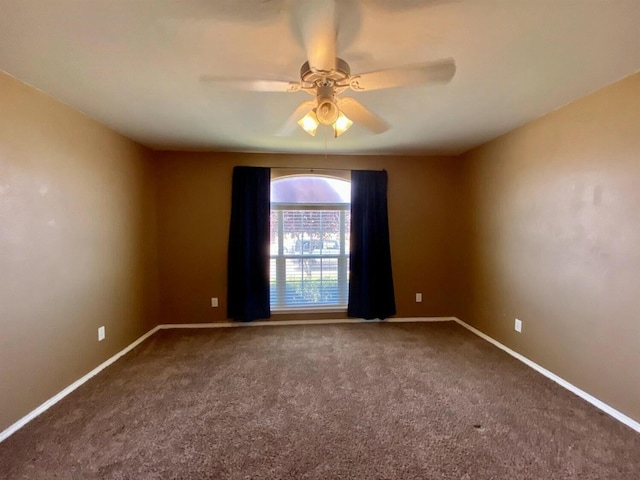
[227,166,271,322]
[348,170,396,320]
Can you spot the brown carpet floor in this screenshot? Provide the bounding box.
[1,322,639,479]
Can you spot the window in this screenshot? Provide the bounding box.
[270,175,350,311]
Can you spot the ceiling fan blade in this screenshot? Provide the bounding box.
[276,100,316,136]
[338,97,388,134]
[349,58,456,92]
[200,76,301,93]
[294,0,337,72]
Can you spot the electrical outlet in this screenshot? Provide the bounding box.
[98,326,106,342]
[416,293,422,303]
[211,297,219,308]
[514,318,522,333]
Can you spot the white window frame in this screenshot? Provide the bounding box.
[270,202,350,312]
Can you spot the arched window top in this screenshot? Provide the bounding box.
[271,176,350,204]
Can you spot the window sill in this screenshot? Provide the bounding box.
[271,307,348,315]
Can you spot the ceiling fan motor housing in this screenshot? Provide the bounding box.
[300,58,350,86]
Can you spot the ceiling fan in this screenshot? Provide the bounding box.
[201,0,456,138]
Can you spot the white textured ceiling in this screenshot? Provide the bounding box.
[1,0,639,155]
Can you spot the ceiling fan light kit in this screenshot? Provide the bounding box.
[294,78,352,137]
[298,111,320,136]
[296,107,352,139]
[201,0,456,139]
[333,112,353,138]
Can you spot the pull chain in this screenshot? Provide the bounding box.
[324,126,328,161]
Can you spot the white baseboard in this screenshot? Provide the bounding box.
[451,317,640,434]
[3,316,637,443]
[159,316,456,329]
[0,325,161,443]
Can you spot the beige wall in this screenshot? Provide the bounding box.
[2,68,638,433]
[459,73,640,421]
[155,152,467,324]
[0,72,158,432]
